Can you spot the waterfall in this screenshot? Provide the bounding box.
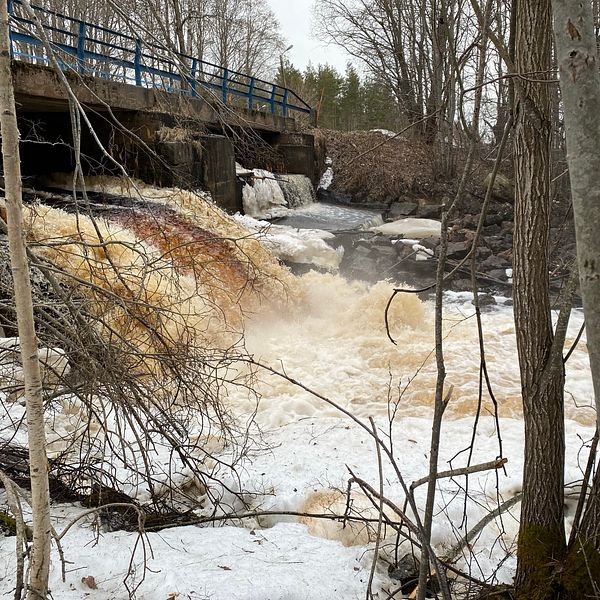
[276,174,316,209]
[240,167,316,218]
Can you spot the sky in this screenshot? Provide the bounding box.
[266,0,351,73]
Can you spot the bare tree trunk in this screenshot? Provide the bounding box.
[551,1,600,592]
[0,4,51,599]
[513,1,567,598]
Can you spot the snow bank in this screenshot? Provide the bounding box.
[371,217,441,238]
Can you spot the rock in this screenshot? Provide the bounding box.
[502,220,514,233]
[388,553,420,595]
[488,268,509,281]
[485,235,508,252]
[343,245,378,280]
[420,236,441,251]
[481,255,509,270]
[449,228,468,242]
[473,293,497,307]
[451,278,474,292]
[484,213,504,227]
[446,241,471,260]
[388,201,418,219]
[477,246,492,260]
[394,240,417,256]
[484,223,502,236]
[484,172,514,202]
[418,204,444,219]
[461,214,479,230]
[461,195,482,215]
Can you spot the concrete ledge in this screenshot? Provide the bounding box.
[12,61,298,134]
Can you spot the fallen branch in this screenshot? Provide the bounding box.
[410,458,508,492]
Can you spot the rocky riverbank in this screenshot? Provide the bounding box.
[316,130,576,300]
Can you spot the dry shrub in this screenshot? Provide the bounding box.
[0,182,296,515]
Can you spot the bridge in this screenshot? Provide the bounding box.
[7,0,318,212]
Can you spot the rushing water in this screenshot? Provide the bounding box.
[0,174,595,599]
[29,173,594,429]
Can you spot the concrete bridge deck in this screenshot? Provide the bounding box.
[8,1,319,212]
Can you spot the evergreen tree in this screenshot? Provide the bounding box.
[339,64,363,130]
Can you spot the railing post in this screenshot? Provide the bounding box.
[248,77,254,111]
[7,0,13,58]
[270,83,276,114]
[282,88,289,117]
[190,57,197,97]
[134,38,142,86]
[222,68,229,104]
[77,21,86,74]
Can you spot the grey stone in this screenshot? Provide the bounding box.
[388,201,418,219]
[451,278,474,292]
[420,236,441,251]
[418,204,443,219]
[483,172,514,202]
[477,246,492,260]
[488,268,508,281]
[446,241,471,260]
[484,213,504,227]
[473,293,497,307]
[481,255,509,270]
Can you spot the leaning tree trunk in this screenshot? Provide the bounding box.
[0,4,51,599]
[551,0,600,593]
[513,0,567,598]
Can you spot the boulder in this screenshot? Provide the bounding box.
[481,255,509,270]
[446,241,471,260]
[388,201,418,219]
[484,213,504,227]
[420,236,441,251]
[450,278,474,292]
[488,268,509,281]
[418,204,444,219]
[473,293,497,307]
[483,172,514,202]
[484,223,502,236]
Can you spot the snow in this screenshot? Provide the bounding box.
[0,190,596,599]
[318,156,334,190]
[10,515,371,600]
[370,217,442,238]
[233,214,343,270]
[370,129,398,138]
[242,169,288,218]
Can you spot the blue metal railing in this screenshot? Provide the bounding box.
[7,0,312,118]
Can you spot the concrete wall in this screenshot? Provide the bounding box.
[11,62,317,213]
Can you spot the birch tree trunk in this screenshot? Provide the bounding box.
[0,4,51,599]
[513,0,567,597]
[551,0,600,592]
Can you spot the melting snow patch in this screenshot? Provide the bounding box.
[234,214,343,270]
[318,156,334,190]
[370,128,397,137]
[371,217,441,238]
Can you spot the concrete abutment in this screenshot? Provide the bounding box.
[9,62,318,213]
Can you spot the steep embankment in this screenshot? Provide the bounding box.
[316,129,576,292]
